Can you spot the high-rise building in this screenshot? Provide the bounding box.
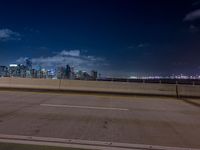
[30,69,37,78]
[70,67,75,79]
[0,66,8,77]
[46,69,55,79]
[82,71,91,80]
[65,64,71,79]
[56,67,65,79]
[91,70,98,80]
[9,64,18,77]
[18,64,27,78]
[25,58,32,70]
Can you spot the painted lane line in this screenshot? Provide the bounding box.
[0,134,199,150]
[40,104,129,111]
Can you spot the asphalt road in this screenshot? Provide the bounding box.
[0,91,199,149]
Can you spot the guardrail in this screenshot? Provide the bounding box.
[0,77,200,98]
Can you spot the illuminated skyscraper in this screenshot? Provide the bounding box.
[25,58,32,70]
[65,64,71,79]
[0,66,8,77]
[91,70,98,80]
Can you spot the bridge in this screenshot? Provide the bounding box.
[0,77,199,150]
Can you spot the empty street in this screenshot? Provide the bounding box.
[0,91,199,149]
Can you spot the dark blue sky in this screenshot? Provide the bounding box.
[0,0,200,76]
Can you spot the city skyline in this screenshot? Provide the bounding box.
[0,0,200,76]
[1,61,200,80]
[0,59,99,80]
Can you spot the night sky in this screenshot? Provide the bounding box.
[0,0,200,77]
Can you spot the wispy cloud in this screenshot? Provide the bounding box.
[59,50,80,57]
[137,43,149,48]
[16,50,107,71]
[0,29,20,41]
[184,9,200,21]
[128,43,149,49]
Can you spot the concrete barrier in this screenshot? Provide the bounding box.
[0,77,11,87]
[0,77,200,98]
[178,84,200,98]
[0,77,60,90]
[60,80,176,96]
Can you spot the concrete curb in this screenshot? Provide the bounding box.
[0,134,199,150]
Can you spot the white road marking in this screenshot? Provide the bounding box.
[0,134,198,150]
[40,103,129,111]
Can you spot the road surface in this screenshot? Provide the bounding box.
[0,91,199,149]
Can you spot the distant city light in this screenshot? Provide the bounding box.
[9,64,18,67]
[129,76,137,79]
[1,60,200,82]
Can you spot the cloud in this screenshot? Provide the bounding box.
[16,50,107,71]
[128,43,149,49]
[137,43,149,48]
[184,9,200,21]
[59,50,80,57]
[0,29,20,41]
